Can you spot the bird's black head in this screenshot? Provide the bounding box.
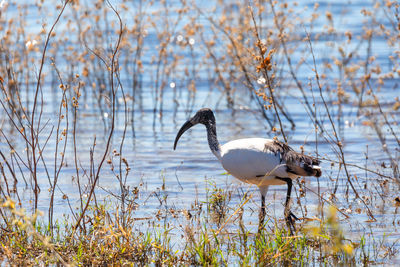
[191,108,215,125]
[173,108,216,150]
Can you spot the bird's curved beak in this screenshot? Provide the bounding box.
[173,120,194,150]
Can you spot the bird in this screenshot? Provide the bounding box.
[173,108,321,233]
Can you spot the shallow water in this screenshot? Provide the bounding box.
[0,0,399,263]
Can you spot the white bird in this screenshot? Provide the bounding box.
[173,108,321,232]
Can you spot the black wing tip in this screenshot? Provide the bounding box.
[313,158,321,165]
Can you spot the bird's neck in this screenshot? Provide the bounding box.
[205,122,221,161]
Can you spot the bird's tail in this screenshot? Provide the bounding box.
[311,165,322,177]
[267,140,322,177]
[285,152,322,177]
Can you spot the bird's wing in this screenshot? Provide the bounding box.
[264,140,321,177]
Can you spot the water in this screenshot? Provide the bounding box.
[0,0,399,263]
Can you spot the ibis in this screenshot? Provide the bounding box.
[173,108,321,232]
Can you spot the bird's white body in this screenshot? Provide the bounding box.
[213,138,298,191]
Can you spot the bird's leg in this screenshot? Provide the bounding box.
[261,195,266,218]
[279,178,298,234]
[258,194,266,232]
